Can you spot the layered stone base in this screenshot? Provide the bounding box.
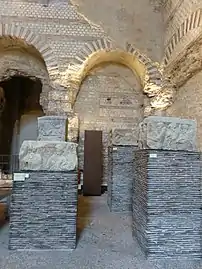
[107,145,136,213]
[9,171,78,251]
[133,149,201,259]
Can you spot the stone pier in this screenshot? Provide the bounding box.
[132,116,201,259]
[133,149,201,259]
[107,129,137,213]
[9,139,78,251]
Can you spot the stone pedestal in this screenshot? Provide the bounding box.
[133,149,201,259]
[107,145,136,213]
[37,116,68,141]
[138,116,197,151]
[9,171,78,250]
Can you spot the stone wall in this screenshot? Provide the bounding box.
[162,0,202,67]
[71,0,164,61]
[0,0,164,114]
[75,64,144,173]
[166,71,202,150]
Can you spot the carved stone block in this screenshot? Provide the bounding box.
[138,116,197,151]
[111,128,138,146]
[37,116,68,141]
[19,141,78,171]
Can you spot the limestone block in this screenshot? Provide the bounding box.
[111,128,138,146]
[19,141,78,171]
[68,114,79,143]
[37,116,68,141]
[138,116,197,151]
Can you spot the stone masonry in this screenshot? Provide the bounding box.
[107,145,136,213]
[9,171,78,250]
[107,128,137,212]
[133,149,201,259]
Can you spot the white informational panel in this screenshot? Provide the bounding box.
[13,173,29,182]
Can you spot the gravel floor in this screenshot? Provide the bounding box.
[0,193,201,269]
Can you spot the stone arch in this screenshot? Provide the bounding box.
[66,38,171,114]
[163,8,202,66]
[0,23,59,76]
[0,33,55,113]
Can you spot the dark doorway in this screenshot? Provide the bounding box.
[0,76,43,172]
[83,130,103,196]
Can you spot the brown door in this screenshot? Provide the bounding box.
[83,130,102,196]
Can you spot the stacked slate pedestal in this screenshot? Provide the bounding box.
[133,149,201,259]
[107,129,137,213]
[9,116,79,251]
[133,116,201,259]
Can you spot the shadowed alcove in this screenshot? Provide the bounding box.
[0,76,44,172]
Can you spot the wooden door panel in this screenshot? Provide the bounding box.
[83,130,102,196]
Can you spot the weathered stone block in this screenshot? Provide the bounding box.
[19,141,78,171]
[138,116,197,151]
[111,128,138,146]
[9,171,78,250]
[37,116,68,141]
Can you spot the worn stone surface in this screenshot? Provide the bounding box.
[111,128,138,146]
[19,141,78,171]
[138,116,197,151]
[68,114,79,143]
[166,70,202,151]
[133,149,201,259]
[38,116,68,141]
[107,145,136,213]
[9,171,78,250]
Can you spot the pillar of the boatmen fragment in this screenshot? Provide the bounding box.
[37,115,68,141]
[133,116,201,259]
[9,140,78,251]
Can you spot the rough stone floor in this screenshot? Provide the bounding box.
[0,193,201,269]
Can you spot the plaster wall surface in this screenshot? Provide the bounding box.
[0,0,164,65]
[166,71,202,150]
[70,0,164,61]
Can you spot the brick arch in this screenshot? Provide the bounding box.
[0,23,59,77]
[66,38,164,112]
[163,8,202,66]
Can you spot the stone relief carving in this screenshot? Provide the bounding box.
[19,141,78,171]
[138,116,197,151]
[111,128,138,146]
[37,116,68,141]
